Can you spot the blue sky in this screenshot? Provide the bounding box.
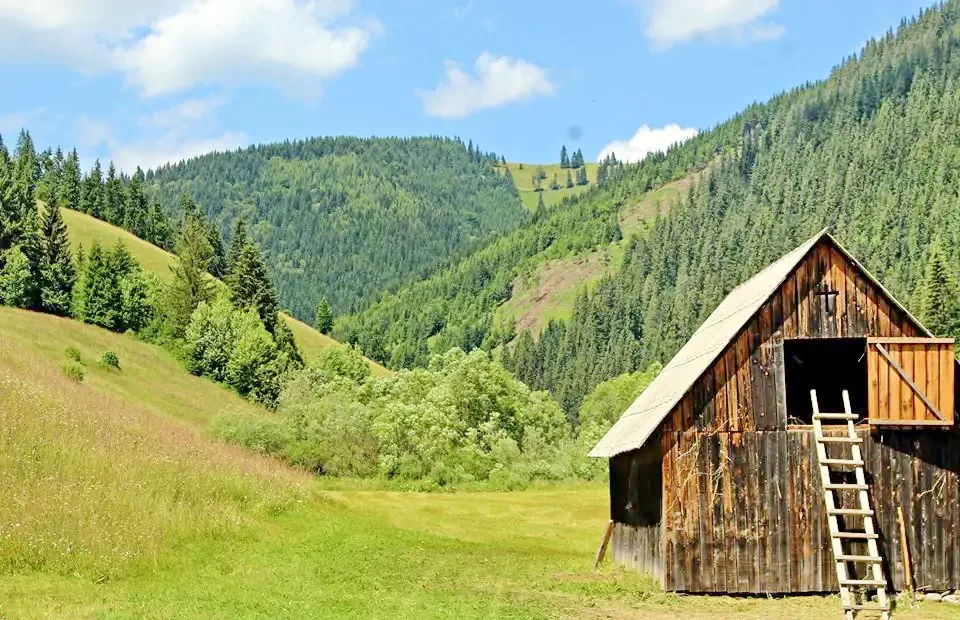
[0,0,934,172]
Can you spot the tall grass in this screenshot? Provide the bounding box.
[0,337,308,580]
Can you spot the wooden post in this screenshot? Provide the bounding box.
[594,520,615,570]
[897,506,913,592]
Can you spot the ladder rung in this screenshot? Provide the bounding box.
[839,578,887,587]
[835,554,883,562]
[815,413,859,420]
[843,603,891,611]
[817,435,862,444]
[828,508,874,516]
[824,483,869,491]
[832,531,879,539]
[820,458,864,467]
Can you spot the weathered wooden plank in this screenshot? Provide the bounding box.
[822,244,837,338]
[879,341,890,420]
[868,344,880,420]
[913,345,928,420]
[661,431,678,590]
[941,347,954,423]
[713,356,728,432]
[695,434,710,591]
[759,433,773,592]
[878,295,891,338]
[928,344,940,414]
[747,432,761,593]
[773,337,787,429]
[736,330,755,431]
[734,432,751,591]
[844,252,857,337]
[867,337,956,344]
[782,271,798,339]
[725,347,740,433]
[775,431,790,593]
[889,341,902,421]
[681,392,694,432]
[797,253,811,338]
[853,265,869,336]
[867,282,879,335]
[900,343,915,420]
[722,432,739,592]
[809,247,823,338]
[710,435,726,591]
[830,248,846,337]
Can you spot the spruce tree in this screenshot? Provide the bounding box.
[60,149,82,211]
[566,170,574,188]
[560,145,569,168]
[124,167,149,238]
[80,159,104,218]
[226,230,278,330]
[915,246,960,337]
[74,242,119,328]
[314,298,333,334]
[38,204,76,315]
[104,162,124,225]
[164,214,214,338]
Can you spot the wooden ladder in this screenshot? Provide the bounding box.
[811,389,890,620]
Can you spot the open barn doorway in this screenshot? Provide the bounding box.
[784,338,868,424]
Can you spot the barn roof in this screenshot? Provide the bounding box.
[589,229,931,458]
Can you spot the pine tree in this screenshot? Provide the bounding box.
[566,170,574,188]
[104,162,124,225]
[550,173,560,190]
[227,218,251,272]
[38,204,76,315]
[124,167,149,238]
[578,166,588,185]
[560,145,569,168]
[60,148,82,211]
[915,246,960,337]
[226,226,278,330]
[80,159,105,217]
[535,191,546,220]
[164,214,214,338]
[314,298,333,334]
[74,242,119,328]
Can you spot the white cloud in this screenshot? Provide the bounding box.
[78,96,246,172]
[597,124,698,163]
[0,0,375,97]
[419,52,554,119]
[638,0,784,49]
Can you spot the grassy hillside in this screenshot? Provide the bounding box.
[62,207,388,375]
[502,162,599,210]
[497,172,699,335]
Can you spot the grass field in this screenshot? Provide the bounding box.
[1,308,955,619]
[502,162,599,210]
[60,208,388,374]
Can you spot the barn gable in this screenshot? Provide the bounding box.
[590,229,933,458]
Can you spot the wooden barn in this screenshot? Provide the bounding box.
[590,229,959,598]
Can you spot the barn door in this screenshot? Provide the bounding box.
[866,337,955,426]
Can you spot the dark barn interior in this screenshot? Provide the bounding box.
[784,338,868,424]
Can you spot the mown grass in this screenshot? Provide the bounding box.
[60,207,388,374]
[502,162,599,211]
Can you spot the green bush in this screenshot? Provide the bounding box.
[209,412,290,456]
[64,345,82,363]
[100,351,120,369]
[60,361,85,382]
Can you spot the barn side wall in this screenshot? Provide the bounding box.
[659,428,960,593]
[609,440,663,583]
[611,239,960,592]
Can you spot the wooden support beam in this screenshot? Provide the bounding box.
[594,520,615,571]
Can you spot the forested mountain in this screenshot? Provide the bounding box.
[342,3,960,419]
[143,137,525,320]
